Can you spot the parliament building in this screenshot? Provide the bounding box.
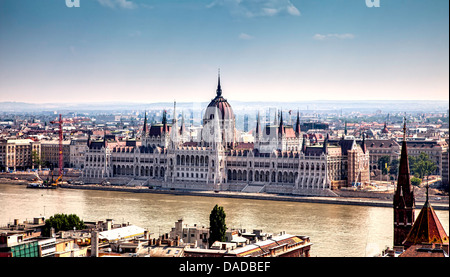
[82,74,370,196]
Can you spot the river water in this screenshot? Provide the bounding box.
[0,183,448,257]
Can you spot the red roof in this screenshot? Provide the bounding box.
[403,201,449,247]
[284,127,296,138]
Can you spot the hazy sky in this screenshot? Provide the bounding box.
[0,0,448,104]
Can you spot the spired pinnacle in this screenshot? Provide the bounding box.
[216,68,222,97]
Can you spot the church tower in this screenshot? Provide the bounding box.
[393,118,415,247]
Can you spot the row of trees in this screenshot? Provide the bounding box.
[378,152,438,186]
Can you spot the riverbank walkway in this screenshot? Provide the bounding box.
[58,183,448,211]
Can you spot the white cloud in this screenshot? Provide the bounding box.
[97,0,136,9]
[313,33,355,40]
[239,33,254,40]
[286,3,300,16]
[262,8,278,16]
[207,0,300,17]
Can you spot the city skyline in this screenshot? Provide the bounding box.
[0,0,449,104]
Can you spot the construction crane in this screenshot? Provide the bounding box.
[50,114,63,177]
[49,114,72,186]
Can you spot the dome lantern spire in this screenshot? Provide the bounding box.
[216,68,222,97]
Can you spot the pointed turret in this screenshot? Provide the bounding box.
[103,128,106,148]
[170,101,179,148]
[278,110,285,136]
[179,111,185,136]
[255,111,261,138]
[162,110,168,134]
[216,69,222,97]
[172,101,177,125]
[393,118,415,247]
[323,133,329,154]
[295,110,301,136]
[143,111,148,134]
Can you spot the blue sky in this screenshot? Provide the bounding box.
[0,0,448,104]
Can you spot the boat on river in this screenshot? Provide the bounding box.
[26,172,58,189]
[27,182,57,189]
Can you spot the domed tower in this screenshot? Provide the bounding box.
[202,71,236,148]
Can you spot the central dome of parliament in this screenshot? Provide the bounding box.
[203,72,235,123]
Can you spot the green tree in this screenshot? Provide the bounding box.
[409,152,437,179]
[411,177,422,187]
[208,204,227,247]
[42,213,86,237]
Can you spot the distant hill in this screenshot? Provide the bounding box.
[0,100,448,113]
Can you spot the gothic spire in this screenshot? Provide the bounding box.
[216,68,222,97]
[396,117,413,201]
[255,111,261,138]
[143,111,148,134]
[179,111,185,136]
[323,133,328,154]
[162,109,168,134]
[295,110,301,136]
[393,117,415,247]
[170,101,179,148]
[172,101,177,124]
[103,128,106,148]
[278,109,285,135]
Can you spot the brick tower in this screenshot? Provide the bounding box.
[393,119,415,247]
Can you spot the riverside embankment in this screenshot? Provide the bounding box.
[57,183,448,211]
[1,173,447,211]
